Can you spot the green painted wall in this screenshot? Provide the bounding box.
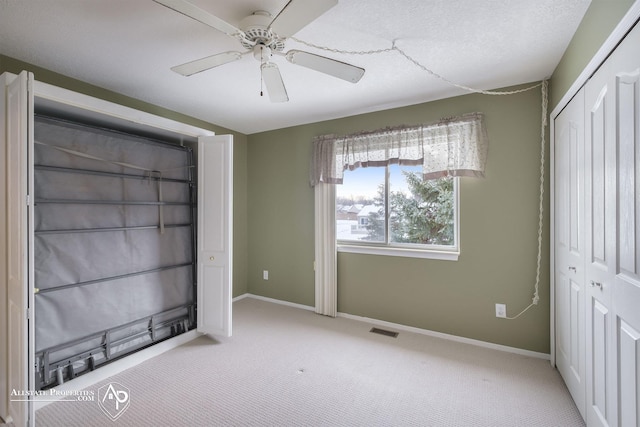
[0,54,249,297]
[247,0,636,355]
[550,0,635,110]
[248,83,550,353]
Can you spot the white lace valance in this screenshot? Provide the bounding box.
[310,112,489,186]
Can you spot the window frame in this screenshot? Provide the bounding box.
[336,167,460,261]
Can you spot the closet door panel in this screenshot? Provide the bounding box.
[589,299,611,424]
[197,135,233,337]
[612,21,640,427]
[618,320,639,427]
[589,94,606,266]
[585,61,618,427]
[554,88,586,417]
[2,71,34,427]
[617,70,639,276]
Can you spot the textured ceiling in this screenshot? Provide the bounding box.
[0,0,591,134]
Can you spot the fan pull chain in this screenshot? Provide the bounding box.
[259,45,265,97]
[260,67,264,97]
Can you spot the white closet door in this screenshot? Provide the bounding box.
[584,58,618,427]
[0,74,6,424]
[610,22,640,427]
[1,71,35,427]
[196,135,233,337]
[554,88,586,418]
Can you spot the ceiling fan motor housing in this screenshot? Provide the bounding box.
[239,11,285,53]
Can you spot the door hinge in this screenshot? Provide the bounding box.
[26,194,31,206]
[27,308,32,319]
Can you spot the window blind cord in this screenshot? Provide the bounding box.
[295,36,549,319]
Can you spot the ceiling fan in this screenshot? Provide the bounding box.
[153,0,365,102]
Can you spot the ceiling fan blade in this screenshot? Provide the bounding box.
[261,63,289,102]
[285,50,365,83]
[171,51,244,76]
[153,0,241,36]
[269,0,338,38]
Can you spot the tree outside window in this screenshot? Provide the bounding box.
[336,164,456,249]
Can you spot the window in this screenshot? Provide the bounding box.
[336,164,459,260]
[313,113,485,262]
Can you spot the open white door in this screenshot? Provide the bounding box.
[1,71,35,426]
[196,135,233,337]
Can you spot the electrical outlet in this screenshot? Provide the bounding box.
[263,270,269,280]
[495,303,506,318]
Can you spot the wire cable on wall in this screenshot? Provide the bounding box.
[292,37,544,95]
[505,80,547,320]
[294,36,549,319]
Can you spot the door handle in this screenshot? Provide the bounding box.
[590,280,603,290]
[568,266,576,272]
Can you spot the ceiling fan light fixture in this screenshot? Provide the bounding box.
[253,44,272,62]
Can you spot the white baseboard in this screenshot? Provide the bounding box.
[338,311,550,360]
[238,293,550,360]
[34,330,200,410]
[232,293,250,302]
[236,293,315,311]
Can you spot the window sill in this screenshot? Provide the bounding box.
[337,244,459,261]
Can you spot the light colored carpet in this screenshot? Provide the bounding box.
[35,297,584,426]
